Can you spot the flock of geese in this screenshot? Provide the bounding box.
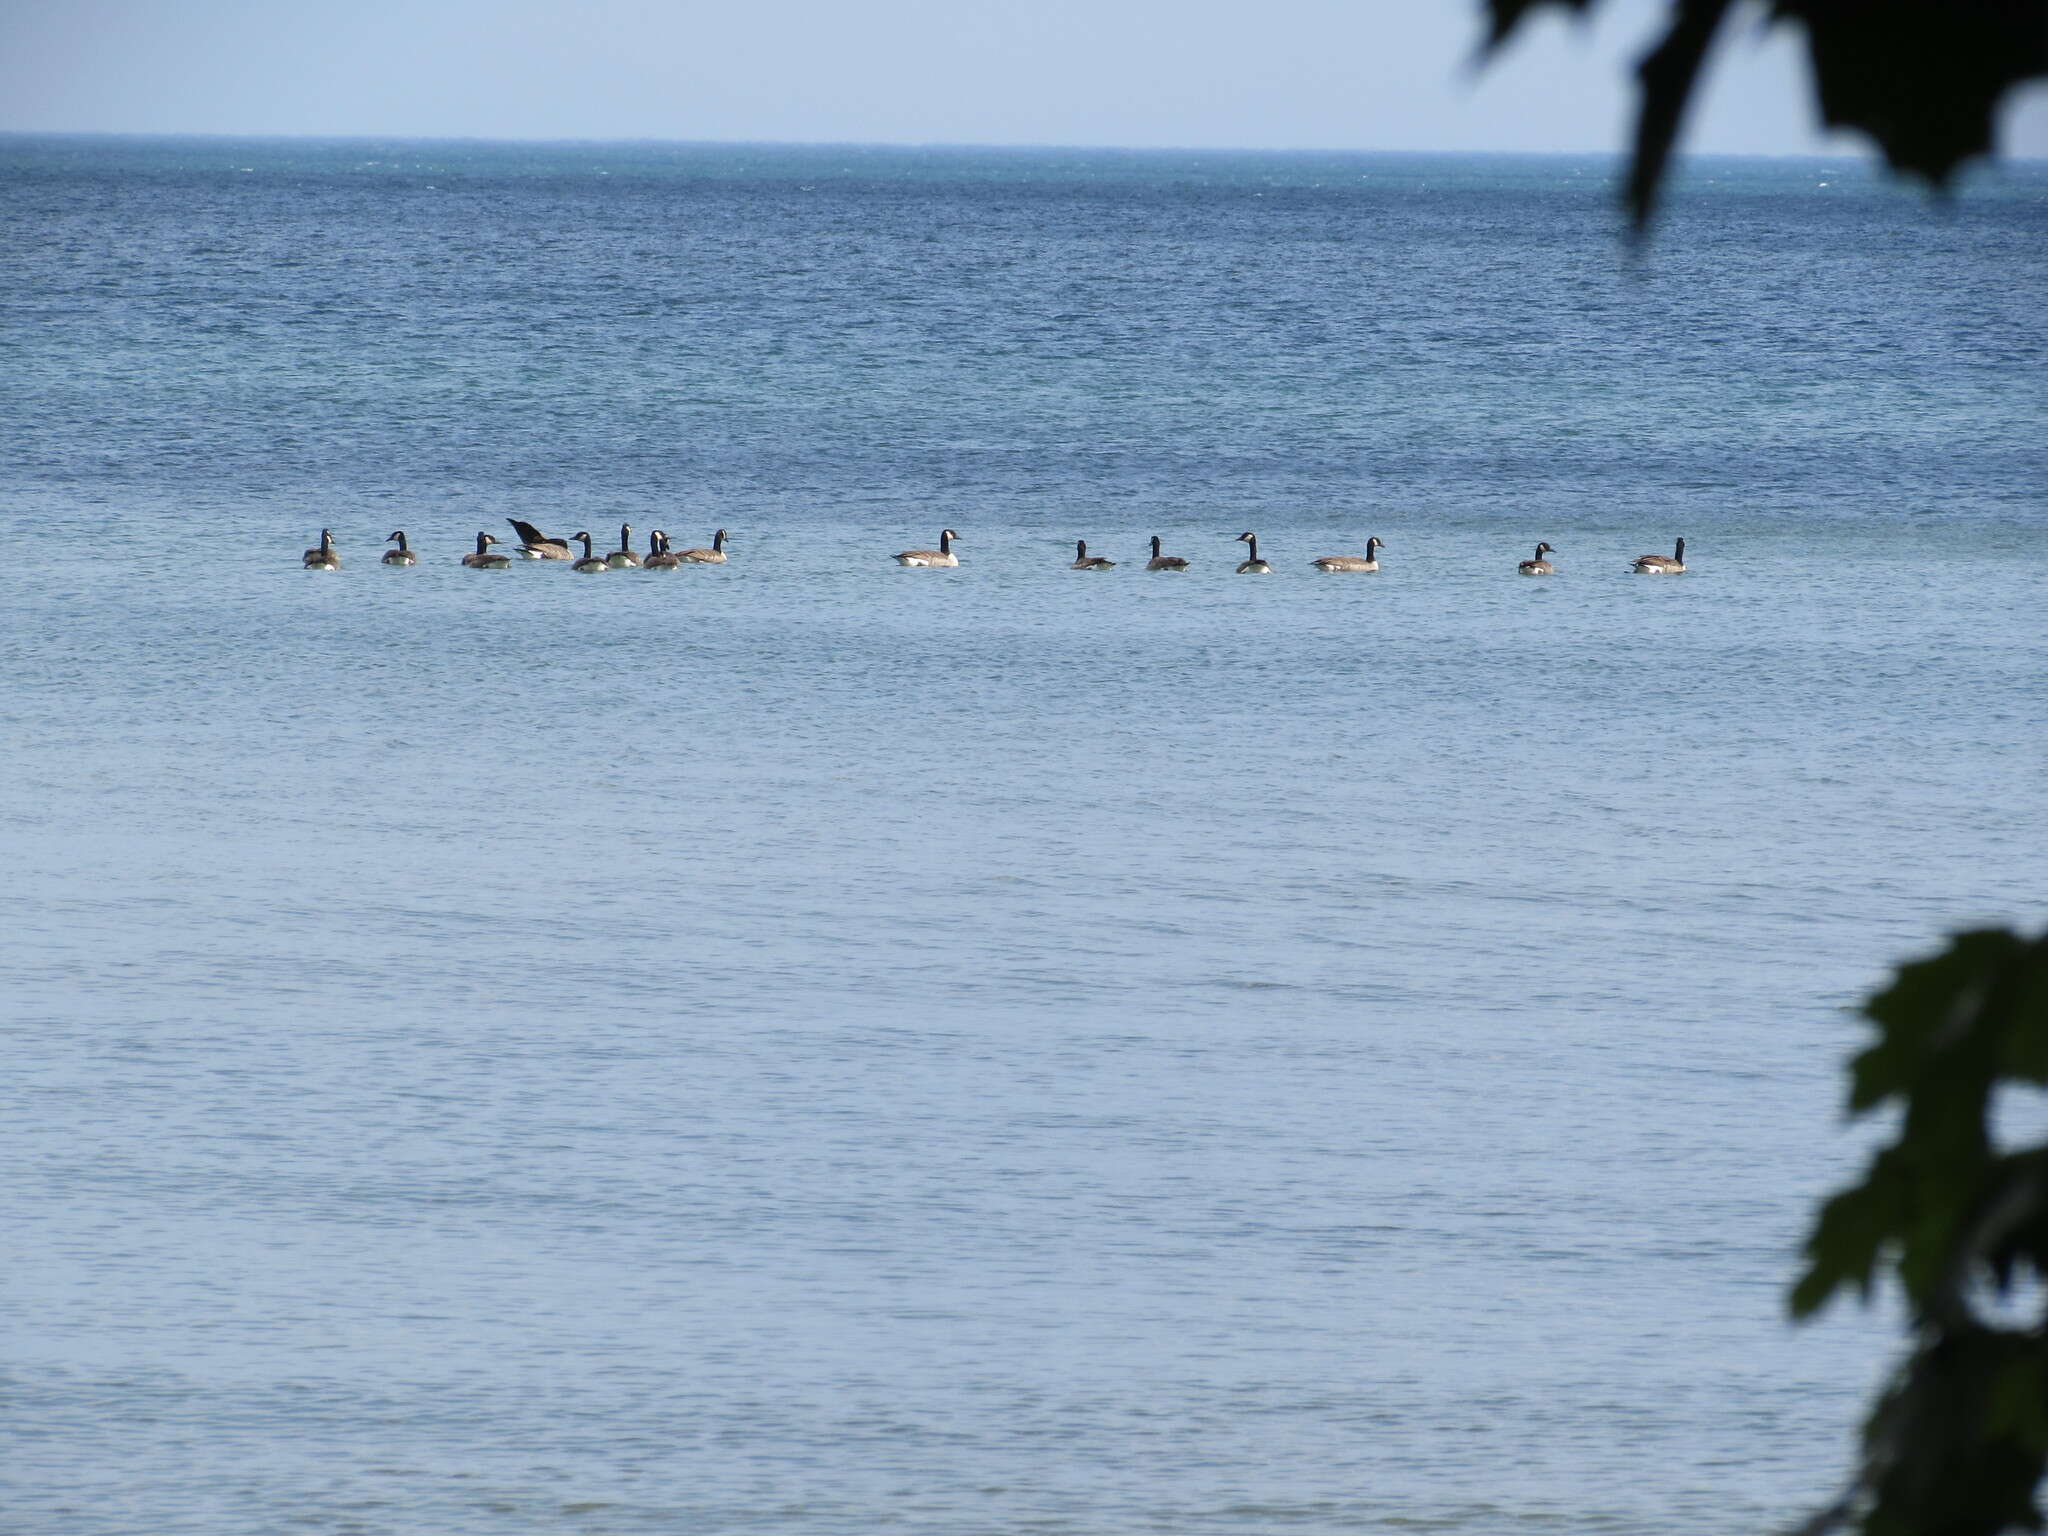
[302,521,1692,576]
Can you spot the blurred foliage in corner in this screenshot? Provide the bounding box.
[1478,1,2048,228]
[1790,928,2048,1536]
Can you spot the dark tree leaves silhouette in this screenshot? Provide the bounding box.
[1479,1,2048,229]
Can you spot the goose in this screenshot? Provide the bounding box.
[1235,531,1272,574]
[302,529,341,569]
[381,531,418,566]
[677,529,731,563]
[1070,540,1116,570]
[1311,537,1384,573]
[607,523,642,569]
[1517,542,1557,575]
[1145,535,1189,571]
[507,518,573,560]
[642,531,682,570]
[570,532,609,573]
[461,532,511,568]
[1631,537,1687,574]
[894,529,959,567]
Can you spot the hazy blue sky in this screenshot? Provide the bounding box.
[4,0,2044,157]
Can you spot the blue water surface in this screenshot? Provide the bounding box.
[3,135,2045,1536]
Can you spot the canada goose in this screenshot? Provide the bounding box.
[1235,532,1272,574]
[894,529,959,567]
[1517,542,1557,575]
[1145,536,1189,571]
[507,518,573,560]
[1070,540,1115,570]
[461,532,511,568]
[1631,537,1687,574]
[643,531,682,570]
[678,529,731,563]
[381,531,418,566]
[570,532,609,573]
[606,523,641,569]
[302,529,341,569]
[1311,537,1384,573]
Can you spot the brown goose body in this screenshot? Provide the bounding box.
[1631,537,1687,574]
[1518,541,1556,575]
[643,531,682,569]
[1070,540,1115,570]
[507,517,574,560]
[462,532,512,568]
[678,528,730,563]
[894,529,959,567]
[1311,537,1383,573]
[303,529,341,569]
[381,531,418,566]
[1145,535,1189,571]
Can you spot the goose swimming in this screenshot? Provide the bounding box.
[1070,540,1115,570]
[1631,538,1687,574]
[677,529,731,563]
[461,532,511,568]
[642,531,682,570]
[894,529,959,567]
[607,523,642,569]
[1145,536,1189,571]
[1311,537,1383,573]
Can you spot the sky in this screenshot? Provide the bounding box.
[3,0,2044,159]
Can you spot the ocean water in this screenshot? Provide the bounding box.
[3,136,2046,1536]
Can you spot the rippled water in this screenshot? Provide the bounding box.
[4,136,2046,1535]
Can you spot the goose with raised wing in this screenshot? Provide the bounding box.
[507,518,574,560]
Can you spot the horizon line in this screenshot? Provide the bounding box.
[11,127,2044,168]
